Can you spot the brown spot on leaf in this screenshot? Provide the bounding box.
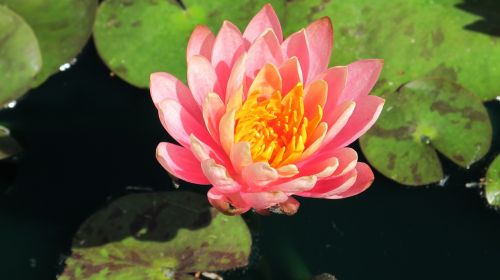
[453,154,465,163]
[131,20,141,27]
[410,163,422,184]
[387,153,396,170]
[432,28,444,47]
[369,125,415,140]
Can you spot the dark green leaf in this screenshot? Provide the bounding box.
[485,155,500,207]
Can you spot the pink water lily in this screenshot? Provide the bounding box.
[151,4,384,215]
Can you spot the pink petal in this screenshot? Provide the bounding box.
[186,25,215,61]
[248,63,282,97]
[300,147,358,177]
[338,59,384,104]
[225,52,247,104]
[202,93,225,143]
[211,21,245,95]
[303,79,327,119]
[243,3,283,44]
[298,168,357,198]
[279,56,303,94]
[324,95,385,149]
[301,122,328,159]
[230,141,252,173]
[246,29,285,79]
[201,158,240,193]
[207,188,250,215]
[299,157,339,178]
[268,176,317,193]
[327,162,374,199]
[189,134,227,165]
[277,164,299,177]
[322,101,356,146]
[187,55,222,107]
[158,99,213,148]
[240,191,288,210]
[321,66,348,123]
[305,17,333,82]
[242,162,279,189]
[281,29,310,83]
[156,142,209,185]
[150,72,201,122]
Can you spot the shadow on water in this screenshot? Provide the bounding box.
[456,0,500,37]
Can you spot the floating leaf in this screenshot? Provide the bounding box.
[0,0,98,85]
[485,155,500,207]
[284,0,500,100]
[0,5,41,106]
[93,0,284,87]
[0,126,22,160]
[59,192,251,280]
[360,79,492,186]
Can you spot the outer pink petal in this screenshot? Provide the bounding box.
[186,25,215,61]
[230,142,252,173]
[321,66,348,123]
[246,29,285,79]
[303,79,327,119]
[324,95,385,149]
[299,147,358,177]
[298,168,357,198]
[305,17,333,82]
[243,3,283,44]
[279,56,303,94]
[240,191,288,210]
[322,101,356,146]
[338,59,384,104]
[201,159,240,193]
[156,142,209,185]
[299,157,339,178]
[158,99,213,148]
[281,29,310,83]
[327,162,374,199]
[211,21,245,96]
[208,188,251,215]
[187,55,222,107]
[150,72,202,122]
[267,176,317,193]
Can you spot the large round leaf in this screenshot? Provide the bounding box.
[59,191,251,280]
[93,0,285,87]
[485,155,500,207]
[284,0,500,101]
[0,0,98,85]
[360,79,492,186]
[0,5,41,105]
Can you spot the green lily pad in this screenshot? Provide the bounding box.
[0,5,41,106]
[0,126,22,160]
[93,0,285,87]
[0,0,98,85]
[485,155,500,207]
[59,191,251,280]
[284,0,500,100]
[359,79,492,186]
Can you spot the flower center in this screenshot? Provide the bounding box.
[234,83,323,167]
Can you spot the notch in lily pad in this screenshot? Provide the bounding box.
[360,78,492,186]
[59,191,251,280]
[93,0,284,87]
[485,155,500,207]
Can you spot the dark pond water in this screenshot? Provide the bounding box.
[0,41,499,280]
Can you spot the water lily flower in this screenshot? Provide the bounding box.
[151,4,384,215]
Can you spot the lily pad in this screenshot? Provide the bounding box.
[93,0,284,87]
[284,0,500,100]
[359,79,492,186]
[0,5,41,106]
[0,0,98,85]
[485,155,500,207]
[0,126,22,160]
[59,191,251,280]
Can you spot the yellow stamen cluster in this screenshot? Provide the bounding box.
[234,83,323,167]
